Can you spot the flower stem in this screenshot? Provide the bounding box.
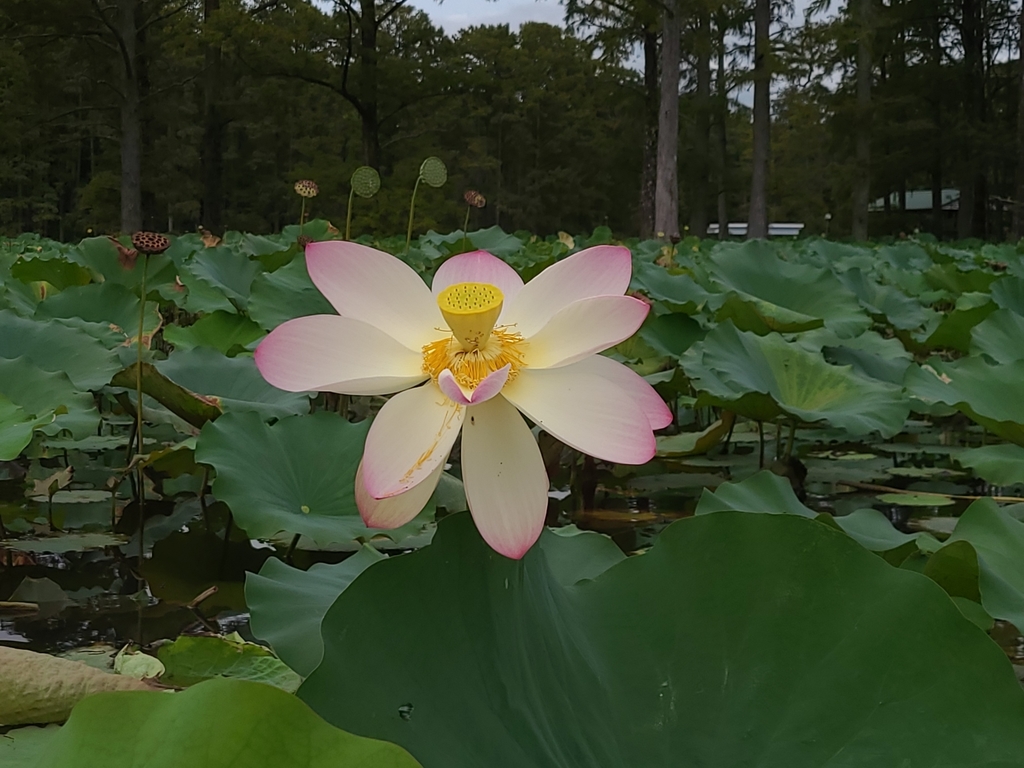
[345,187,356,241]
[405,176,422,254]
[135,253,148,561]
[462,205,471,250]
[299,198,307,238]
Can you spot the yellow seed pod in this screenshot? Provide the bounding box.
[437,282,503,351]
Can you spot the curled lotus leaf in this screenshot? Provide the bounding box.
[970,308,1024,364]
[681,322,910,437]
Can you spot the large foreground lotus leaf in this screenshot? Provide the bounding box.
[247,547,386,677]
[35,283,161,344]
[0,310,119,391]
[156,347,310,418]
[301,512,1024,767]
[248,528,623,679]
[31,678,420,767]
[904,357,1024,444]
[970,308,1024,363]
[681,323,909,436]
[196,411,428,546]
[706,241,870,337]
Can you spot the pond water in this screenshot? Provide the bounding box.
[4,417,1022,672]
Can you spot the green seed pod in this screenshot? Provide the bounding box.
[351,166,381,199]
[419,157,448,188]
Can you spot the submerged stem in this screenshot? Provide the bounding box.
[784,420,797,462]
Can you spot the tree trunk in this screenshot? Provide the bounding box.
[640,24,659,239]
[359,0,381,169]
[1014,8,1024,238]
[958,0,985,239]
[689,6,712,238]
[851,0,872,241]
[747,0,770,239]
[118,0,143,233]
[654,0,681,239]
[714,11,729,239]
[201,0,224,233]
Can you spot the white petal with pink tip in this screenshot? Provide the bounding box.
[437,364,510,406]
[524,295,649,369]
[254,315,426,395]
[356,459,443,530]
[504,245,632,337]
[305,241,443,351]
[361,383,464,499]
[570,355,673,429]
[502,365,656,465]
[432,251,524,322]
[461,396,548,559]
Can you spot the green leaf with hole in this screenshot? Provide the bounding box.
[32,678,420,767]
[301,512,1024,767]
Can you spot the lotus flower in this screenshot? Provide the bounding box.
[255,243,671,558]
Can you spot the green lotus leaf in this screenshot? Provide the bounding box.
[31,678,420,767]
[301,512,1024,767]
[830,508,941,554]
[795,327,913,385]
[248,255,335,331]
[163,311,264,356]
[0,395,53,461]
[156,634,301,692]
[682,323,909,436]
[696,470,815,517]
[10,253,92,290]
[247,546,386,677]
[957,443,1024,486]
[178,246,263,310]
[924,261,997,296]
[67,236,178,290]
[196,411,427,546]
[834,267,934,331]
[916,291,996,352]
[630,261,710,314]
[0,725,60,768]
[970,308,1024,363]
[0,357,99,439]
[156,347,310,419]
[706,241,870,337]
[637,312,706,360]
[904,357,1024,445]
[0,310,119,391]
[990,275,1024,315]
[876,492,955,507]
[942,498,1024,630]
[35,283,162,345]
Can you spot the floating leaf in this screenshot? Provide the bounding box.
[876,492,955,507]
[156,634,301,692]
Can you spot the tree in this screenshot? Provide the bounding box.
[747,0,771,238]
[655,0,682,238]
[850,0,873,240]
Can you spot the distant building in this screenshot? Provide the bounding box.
[706,223,805,237]
[869,189,960,212]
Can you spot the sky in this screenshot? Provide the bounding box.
[406,0,830,34]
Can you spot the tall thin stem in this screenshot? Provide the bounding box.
[405,176,422,254]
[462,205,471,250]
[299,198,307,237]
[345,187,356,240]
[135,254,148,560]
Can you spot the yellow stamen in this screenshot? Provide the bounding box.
[437,282,503,351]
[423,328,527,392]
